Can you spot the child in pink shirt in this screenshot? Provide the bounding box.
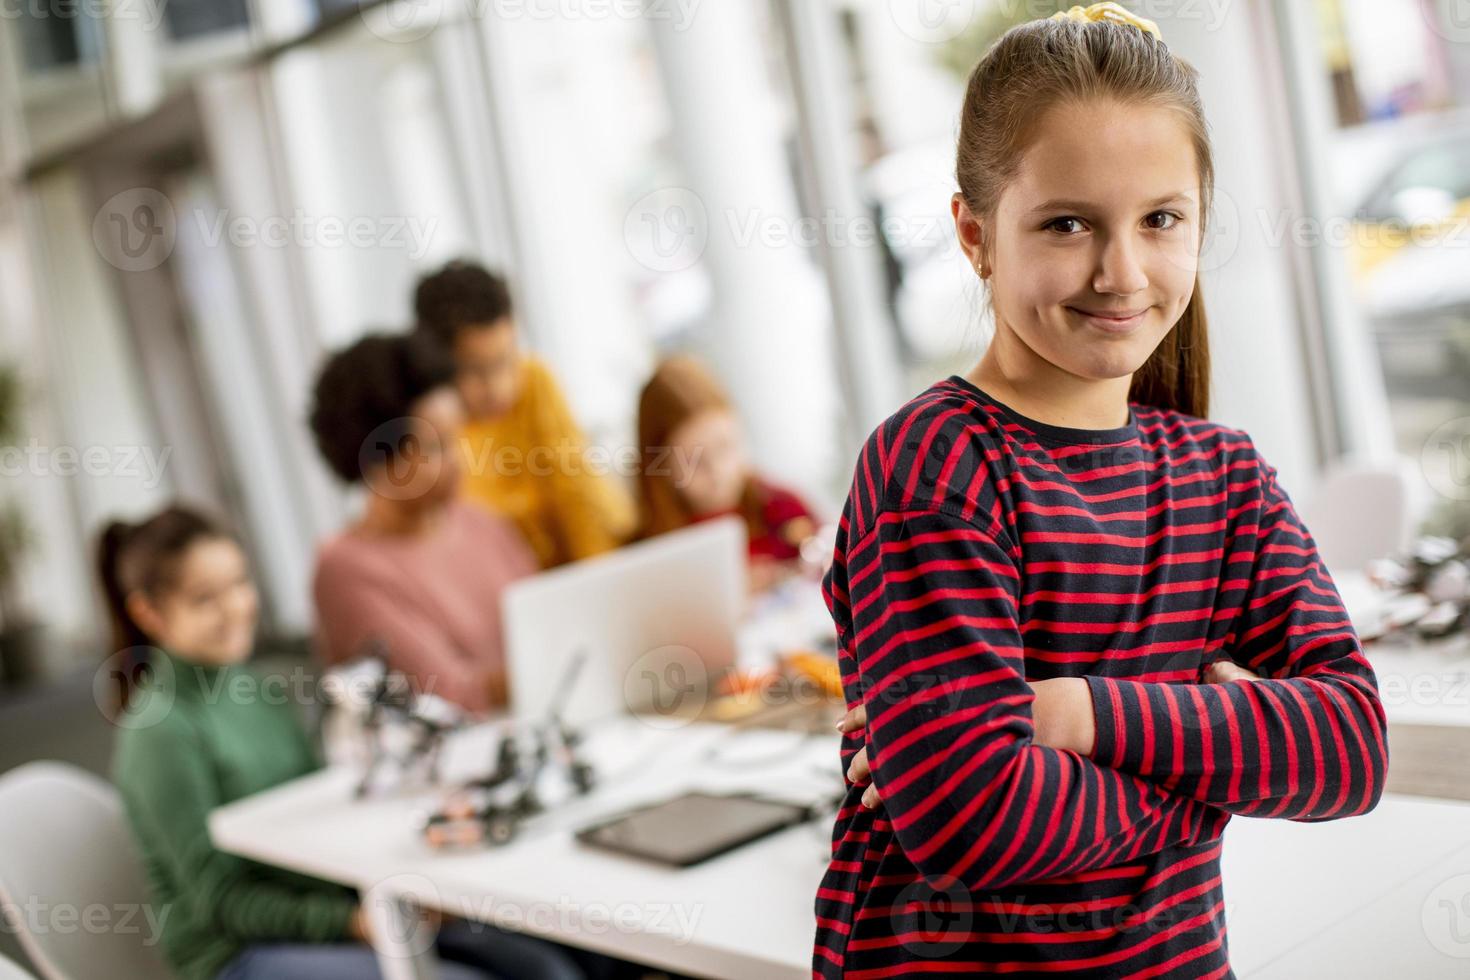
[308,332,537,714]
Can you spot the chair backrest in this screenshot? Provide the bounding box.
[1299,455,1421,579]
[0,762,171,980]
[0,953,39,980]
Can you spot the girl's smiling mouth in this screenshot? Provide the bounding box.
[1067,305,1151,333]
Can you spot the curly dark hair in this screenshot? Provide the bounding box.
[413,259,515,347]
[308,331,456,483]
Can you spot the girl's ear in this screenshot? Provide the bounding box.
[124,591,166,648]
[951,193,990,278]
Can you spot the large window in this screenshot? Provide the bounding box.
[1309,0,1470,539]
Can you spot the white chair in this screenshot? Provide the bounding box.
[1299,454,1423,580]
[0,762,171,980]
[0,953,39,980]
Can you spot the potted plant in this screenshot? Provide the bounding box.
[0,361,45,686]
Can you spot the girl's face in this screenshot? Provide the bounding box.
[959,99,1202,382]
[364,386,465,507]
[668,408,748,516]
[126,538,259,665]
[453,319,523,420]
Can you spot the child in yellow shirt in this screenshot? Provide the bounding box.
[414,261,635,568]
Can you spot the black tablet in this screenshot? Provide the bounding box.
[575,791,810,867]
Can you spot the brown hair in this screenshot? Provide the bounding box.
[957,16,1213,418]
[96,504,232,705]
[635,356,766,542]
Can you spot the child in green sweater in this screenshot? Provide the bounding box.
[101,504,589,980]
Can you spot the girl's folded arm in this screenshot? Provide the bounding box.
[848,505,1229,892]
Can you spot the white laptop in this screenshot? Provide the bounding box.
[503,515,746,729]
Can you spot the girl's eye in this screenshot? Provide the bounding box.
[1044,216,1085,235]
[1146,211,1181,231]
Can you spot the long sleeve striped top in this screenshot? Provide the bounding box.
[813,375,1389,979]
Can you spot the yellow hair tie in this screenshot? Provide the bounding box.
[1048,2,1163,42]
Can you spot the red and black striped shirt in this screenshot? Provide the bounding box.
[814,375,1389,979]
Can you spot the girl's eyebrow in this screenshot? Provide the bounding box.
[1027,193,1194,214]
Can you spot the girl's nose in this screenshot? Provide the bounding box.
[1093,234,1150,296]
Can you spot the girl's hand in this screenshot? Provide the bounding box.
[348,906,372,943]
[1204,659,1260,684]
[348,902,442,945]
[836,704,881,809]
[1029,677,1095,757]
[836,676,1096,809]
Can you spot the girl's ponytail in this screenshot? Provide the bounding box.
[97,520,151,654]
[1129,276,1212,419]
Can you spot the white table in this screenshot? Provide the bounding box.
[211,718,838,979]
[1336,569,1470,728]
[210,717,1470,979]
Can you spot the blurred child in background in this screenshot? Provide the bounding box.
[635,355,819,593]
[414,260,635,569]
[308,331,536,714]
[101,504,586,980]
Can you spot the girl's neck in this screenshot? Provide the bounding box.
[966,325,1133,431]
[355,494,448,538]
